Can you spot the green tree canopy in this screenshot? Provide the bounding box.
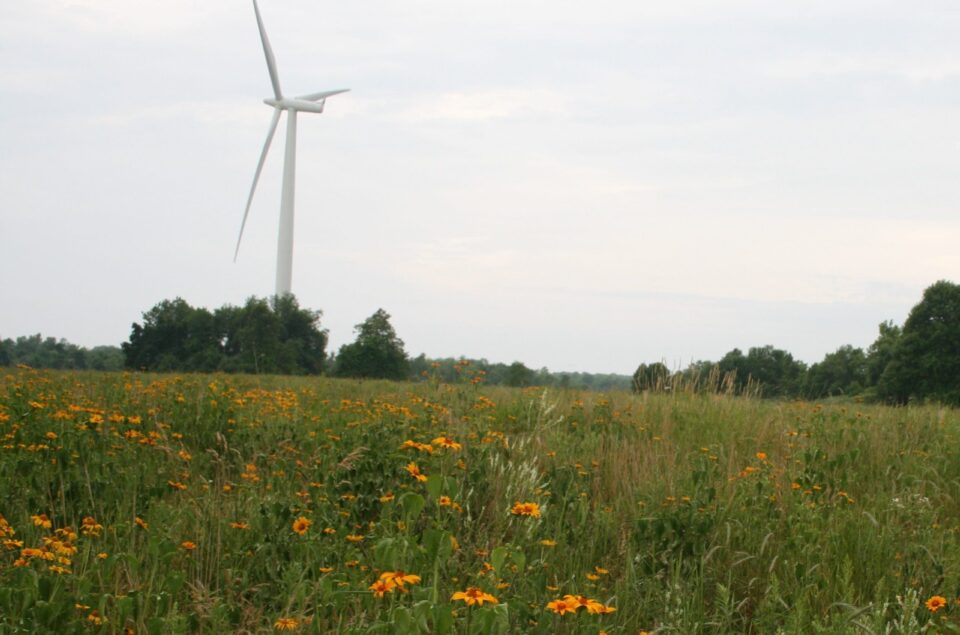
[632,362,671,393]
[0,335,88,370]
[866,320,901,388]
[718,346,806,397]
[505,361,534,387]
[877,280,960,405]
[804,345,868,399]
[122,299,220,372]
[86,346,125,371]
[122,295,327,375]
[334,309,409,380]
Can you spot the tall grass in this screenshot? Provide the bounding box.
[1,366,959,633]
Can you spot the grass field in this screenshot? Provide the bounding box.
[2,366,960,634]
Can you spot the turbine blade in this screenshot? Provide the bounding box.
[235,108,282,262]
[252,0,283,100]
[295,88,350,101]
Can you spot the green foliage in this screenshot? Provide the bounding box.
[877,280,960,405]
[804,345,868,399]
[85,345,125,371]
[718,345,807,397]
[662,279,957,403]
[409,356,633,391]
[504,361,534,387]
[123,298,220,371]
[5,368,960,633]
[121,294,327,375]
[866,320,902,388]
[632,362,671,393]
[334,309,409,380]
[0,334,123,371]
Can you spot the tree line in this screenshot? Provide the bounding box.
[0,335,123,371]
[4,279,958,404]
[1,299,630,391]
[116,298,629,390]
[632,280,960,405]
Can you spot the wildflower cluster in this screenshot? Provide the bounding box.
[547,594,617,615]
[510,501,541,517]
[369,571,422,597]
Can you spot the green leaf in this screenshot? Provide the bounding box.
[425,474,443,499]
[432,605,454,635]
[511,550,526,573]
[491,546,508,574]
[411,600,431,632]
[391,606,414,633]
[373,537,398,570]
[400,492,426,523]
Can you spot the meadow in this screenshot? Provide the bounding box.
[2,365,960,634]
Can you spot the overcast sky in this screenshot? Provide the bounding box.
[2,1,958,374]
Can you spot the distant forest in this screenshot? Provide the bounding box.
[0,335,124,371]
[3,280,958,404]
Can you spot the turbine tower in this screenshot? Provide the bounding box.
[234,0,348,296]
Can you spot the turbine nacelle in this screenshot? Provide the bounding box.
[263,90,350,113]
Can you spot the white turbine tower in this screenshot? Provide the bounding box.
[234,0,348,297]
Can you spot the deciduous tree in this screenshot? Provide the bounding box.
[334,309,409,380]
[878,280,960,404]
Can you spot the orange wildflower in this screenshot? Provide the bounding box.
[379,571,421,590]
[586,600,617,614]
[432,436,462,451]
[292,517,312,536]
[451,587,498,606]
[927,595,948,612]
[80,516,103,537]
[369,579,394,597]
[405,462,428,482]
[400,440,433,454]
[510,502,541,517]
[563,595,593,610]
[86,610,105,625]
[546,598,577,615]
[274,617,298,630]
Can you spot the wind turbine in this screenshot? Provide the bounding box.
[234,0,349,297]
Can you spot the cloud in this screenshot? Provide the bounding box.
[763,53,960,82]
[392,88,572,123]
[86,100,265,127]
[32,0,229,35]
